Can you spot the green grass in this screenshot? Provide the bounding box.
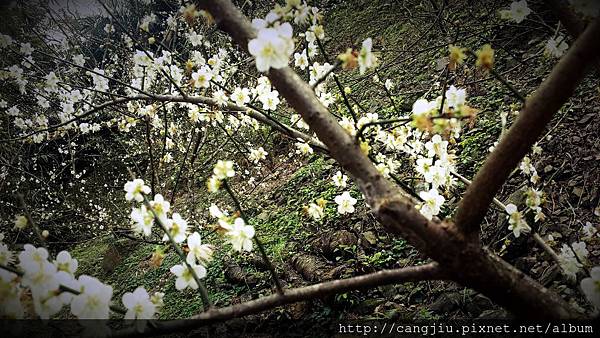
[69,235,112,279]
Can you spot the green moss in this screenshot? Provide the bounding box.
[69,235,111,278]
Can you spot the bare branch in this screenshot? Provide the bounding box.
[110,263,443,337]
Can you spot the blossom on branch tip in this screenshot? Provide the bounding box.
[545,37,568,58]
[149,194,170,223]
[124,179,151,202]
[207,175,222,193]
[54,251,78,275]
[131,205,154,237]
[162,213,188,243]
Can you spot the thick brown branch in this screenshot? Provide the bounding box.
[110,263,443,337]
[453,18,600,236]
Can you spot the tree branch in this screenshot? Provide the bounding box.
[453,18,600,237]
[110,263,443,337]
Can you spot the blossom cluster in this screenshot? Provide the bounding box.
[0,235,162,321]
[124,179,214,291]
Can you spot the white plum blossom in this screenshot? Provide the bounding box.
[70,275,113,319]
[72,54,86,67]
[206,175,222,193]
[259,90,280,110]
[418,188,445,220]
[248,22,294,72]
[384,79,394,91]
[88,68,109,92]
[412,98,434,116]
[249,147,268,163]
[122,287,157,320]
[0,33,13,48]
[18,244,50,275]
[162,213,188,243]
[191,66,213,88]
[209,203,227,220]
[54,251,78,275]
[294,49,309,70]
[139,13,156,32]
[580,266,600,310]
[558,244,583,279]
[291,114,309,130]
[332,171,348,188]
[186,232,214,265]
[213,160,235,179]
[582,222,598,238]
[124,179,151,202]
[0,268,24,319]
[335,191,357,214]
[0,243,14,266]
[33,288,64,319]
[545,37,568,58]
[425,135,448,160]
[131,205,154,237]
[306,202,325,220]
[14,215,28,230]
[358,38,377,74]
[501,1,531,23]
[188,31,203,46]
[223,218,255,252]
[149,194,171,223]
[572,241,589,261]
[295,140,313,155]
[150,292,164,308]
[170,262,207,290]
[232,87,251,106]
[213,89,229,106]
[445,85,466,109]
[505,203,531,238]
[20,42,33,55]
